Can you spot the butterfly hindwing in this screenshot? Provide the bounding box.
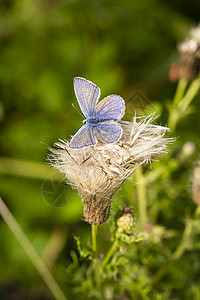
[74,77,100,118]
[69,125,97,148]
[95,95,125,121]
[93,122,122,143]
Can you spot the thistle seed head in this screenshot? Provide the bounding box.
[48,115,171,225]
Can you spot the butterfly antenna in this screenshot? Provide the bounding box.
[71,103,84,118]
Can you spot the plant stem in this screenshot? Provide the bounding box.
[135,166,147,228]
[101,240,118,268]
[168,79,187,131]
[172,220,193,261]
[91,224,102,293]
[0,197,67,300]
[195,205,200,219]
[178,77,200,113]
[0,157,63,181]
[173,79,187,108]
[168,77,200,132]
[91,224,98,256]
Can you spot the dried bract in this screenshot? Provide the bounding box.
[49,115,171,225]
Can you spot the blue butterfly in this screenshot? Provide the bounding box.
[69,77,125,149]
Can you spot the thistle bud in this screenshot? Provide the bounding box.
[117,207,135,234]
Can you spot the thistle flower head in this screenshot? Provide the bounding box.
[49,114,171,225]
[177,24,200,81]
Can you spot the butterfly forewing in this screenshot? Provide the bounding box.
[95,95,125,121]
[74,77,101,118]
[69,125,97,148]
[93,122,122,143]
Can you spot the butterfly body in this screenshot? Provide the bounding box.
[85,115,118,125]
[69,77,125,149]
[85,116,100,125]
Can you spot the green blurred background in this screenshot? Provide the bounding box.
[0,0,200,299]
